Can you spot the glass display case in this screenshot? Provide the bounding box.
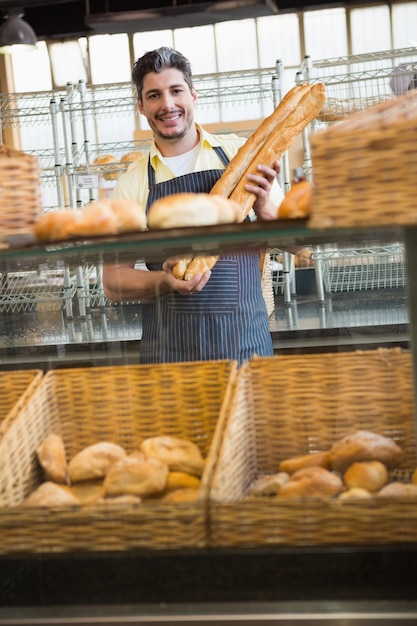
[0,219,416,624]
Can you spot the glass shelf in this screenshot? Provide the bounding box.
[0,220,406,273]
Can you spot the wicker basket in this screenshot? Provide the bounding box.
[0,361,237,555]
[0,144,42,242]
[209,348,417,547]
[308,89,417,228]
[0,370,43,438]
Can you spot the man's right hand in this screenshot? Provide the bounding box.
[163,257,211,294]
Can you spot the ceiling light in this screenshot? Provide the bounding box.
[0,12,37,54]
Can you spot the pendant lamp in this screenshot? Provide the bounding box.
[0,12,37,54]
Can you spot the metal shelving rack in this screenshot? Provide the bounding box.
[298,46,416,302]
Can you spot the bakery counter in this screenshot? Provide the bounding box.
[0,545,417,623]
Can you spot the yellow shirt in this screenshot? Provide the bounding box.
[112,124,246,211]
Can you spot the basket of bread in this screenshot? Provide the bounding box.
[309,88,417,228]
[0,144,42,244]
[0,360,237,554]
[209,347,417,547]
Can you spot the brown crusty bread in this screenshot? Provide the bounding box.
[210,82,311,199]
[174,81,325,279]
[228,82,326,222]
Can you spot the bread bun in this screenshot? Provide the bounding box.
[140,435,205,477]
[108,198,147,233]
[377,481,417,498]
[68,441,127,483]
[121,151,144,164]
[147,192,241,229]
[338,487,373,500]
[93,154,119,180]
[77,200,119,236]
[278,466,343,499]
[248,472,290,497]
[162,487,199,503]
[165,471,201,492]
[23,482,80,507]
[33,210,83,242]
[329,430,404,473]
[278,180,313,219]
[279,451,331,475]
[36,433,69,484]
[69,479,105,504]
[103,452,169,497]
[343,460,389,493]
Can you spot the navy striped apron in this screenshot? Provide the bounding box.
[140,146,274,365]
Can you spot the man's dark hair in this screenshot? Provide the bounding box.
[132,47,194,100]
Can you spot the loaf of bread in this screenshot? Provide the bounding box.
[228,82,326,222]
[68,441,127,483]
[69,478,105,504]
[343,460,389,493]
[23,481,80,507]
[36,433,69,485]
[34,198,147,242]
[103,452,169,497]
[278,450,331,475]
[33,210,84,242]
[147,192,241,229]
[277,180,314,219]
[140,435,205,477]
[329,430,404,473]
[172,81,326,279]
[210,82,312,199]
[278,466,343,498]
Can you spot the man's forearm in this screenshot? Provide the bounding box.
[102,266,171,302]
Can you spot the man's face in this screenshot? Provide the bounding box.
[138,68,197,142]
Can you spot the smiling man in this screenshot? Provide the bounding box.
[102,46,284,364]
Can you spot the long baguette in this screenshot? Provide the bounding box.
[229,81,326,222]
[175,82,326,279]
[210,82,311,198]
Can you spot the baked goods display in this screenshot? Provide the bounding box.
[151,81,326,280]
[147,192,241,230]
[23,434,204,507]
[33,198,147,242]
[248,429,415,501]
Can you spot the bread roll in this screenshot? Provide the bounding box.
[103,452,169,497]
[278,180,313,219]
[140,435,205,477]
[248,472,290,497]
[165,471,201,492]
[121,151,144,164]
[329,430,404,473]
[278,466,343,498]
[338,487,373,500]
[36,433,69,485]
[343,460,389,493]
[93,154,119,180]
[377,481,417,498]
[107,198,147,233]
[33,210,83,242]
[162,487,199,503]
[278,451,331,475]
[69,479,105,504]
[23,482,80,507]
[147,192,241,229]
[76,200,119,236]
[68,441,127,483]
